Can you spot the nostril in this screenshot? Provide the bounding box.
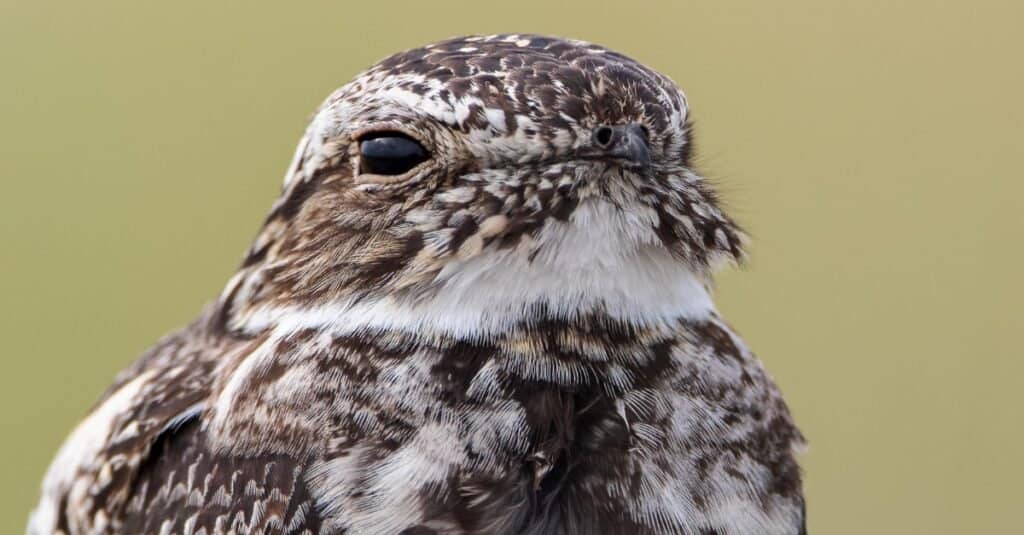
[593,125,615,148]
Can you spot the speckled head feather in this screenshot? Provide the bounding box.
[30,35,803,535]
[221,34,745,331]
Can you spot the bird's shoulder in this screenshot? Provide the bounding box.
[28,307,323,534]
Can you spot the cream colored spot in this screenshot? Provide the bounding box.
[457,234,484,260]
[478,214,508,238]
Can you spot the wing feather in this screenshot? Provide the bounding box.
[29,308,324,535]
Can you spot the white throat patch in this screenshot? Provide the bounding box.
[238,200,716,340]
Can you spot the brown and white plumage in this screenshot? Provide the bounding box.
[30,34,805,535]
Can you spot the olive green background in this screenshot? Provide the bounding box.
[2,1,1021,533]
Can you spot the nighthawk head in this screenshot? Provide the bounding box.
[221,34,746,336]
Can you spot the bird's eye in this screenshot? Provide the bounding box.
[358,132,429,176]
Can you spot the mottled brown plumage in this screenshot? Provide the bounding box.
[31,34,805,534]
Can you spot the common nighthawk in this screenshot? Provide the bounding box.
[29,34,805,535]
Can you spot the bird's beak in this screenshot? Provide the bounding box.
[579,123,652,169]
[607,124,651,167]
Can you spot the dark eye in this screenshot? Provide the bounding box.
[358,132,429,176]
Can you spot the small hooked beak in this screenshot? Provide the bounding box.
[579,123,651,168]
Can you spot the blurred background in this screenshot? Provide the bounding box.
[2,1,1021,533]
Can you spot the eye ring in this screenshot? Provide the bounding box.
[356,131,430,180]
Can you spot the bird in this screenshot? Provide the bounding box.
[28,34,806,535]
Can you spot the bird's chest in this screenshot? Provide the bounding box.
[312,363,672,534]
[208,325,789,534]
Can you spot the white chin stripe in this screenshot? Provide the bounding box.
[237,200,716,340]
